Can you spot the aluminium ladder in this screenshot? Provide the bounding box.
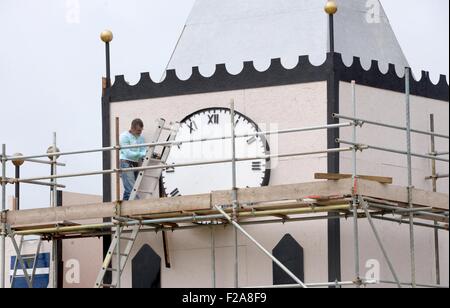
[9,235,43,288]
[94,119,180,288]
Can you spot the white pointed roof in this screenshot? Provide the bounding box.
[167,0,409,76]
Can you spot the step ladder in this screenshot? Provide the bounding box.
[94,119,180,288]
[9,235,43,289]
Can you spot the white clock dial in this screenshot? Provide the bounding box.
[162,108,270,197]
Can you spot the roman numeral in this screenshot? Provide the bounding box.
[252,161,262,171]
[170,188,181,197]
[187,121,198,134]
[208,114,219,125]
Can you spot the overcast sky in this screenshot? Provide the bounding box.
[0,0,448,210]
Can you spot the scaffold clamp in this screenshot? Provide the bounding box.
[0,210,8,224]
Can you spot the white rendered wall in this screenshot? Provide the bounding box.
[108,81,449,288]
[61,192,103,289]
[339,82,449,192]
[110,81,329,287]
[339,82,449,287]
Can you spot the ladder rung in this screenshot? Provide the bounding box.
[137,191,154,195]
[143,175,160,179]
[99,284,116,288]
[114,217,136,223]
[104,268,117,272]
[147,158,163,163]
[120,237,135,241]
[19,256,36,260]
[113,252,128,257]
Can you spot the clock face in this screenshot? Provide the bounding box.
[161,108,270,197]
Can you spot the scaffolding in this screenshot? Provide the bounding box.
[0,73,449,289]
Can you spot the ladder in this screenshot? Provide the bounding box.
[129,120,180,200]
[94,119,180,288]
[9,235,43,289]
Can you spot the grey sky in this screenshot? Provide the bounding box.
[0,0,448,210]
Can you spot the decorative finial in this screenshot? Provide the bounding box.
[324,0,338,15]
[100,30,113,43]
[12,153,25,167]
[47,146,61,160]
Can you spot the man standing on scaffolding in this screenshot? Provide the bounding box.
[120,118,146,200]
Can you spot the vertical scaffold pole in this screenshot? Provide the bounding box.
[115,117,121,289]
[51,133,58,289]
[0,144,6,289]
[351,81,361,286]
[405,68,416,288]
[230,100,239,288]
[429,114,440,285]
[211,226,216,288]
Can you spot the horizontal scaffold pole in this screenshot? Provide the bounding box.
[333,114,449,139]
[6,122,353,162]
[337,139,450,163]
[10,148,354,184]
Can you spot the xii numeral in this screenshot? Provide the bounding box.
[208,114,219,125]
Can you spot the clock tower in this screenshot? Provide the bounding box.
[102,0,449,288]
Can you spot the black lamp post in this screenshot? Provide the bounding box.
[325,1,338,53]
[101,30,113,88]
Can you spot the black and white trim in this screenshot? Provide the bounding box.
[104,53,448,103]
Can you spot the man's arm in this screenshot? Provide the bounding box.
[138,136,147,160]
[120,134,141,161]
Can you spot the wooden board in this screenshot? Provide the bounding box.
[314,173,393,184]
[6,194,211,227]
[7,202,116,227]
[6,179,448,227]
[356,179,449,211]
[212,180,353,206]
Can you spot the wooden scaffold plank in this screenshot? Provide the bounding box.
[5,179,448,228]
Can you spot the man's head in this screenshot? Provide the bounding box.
[130,118,144,136]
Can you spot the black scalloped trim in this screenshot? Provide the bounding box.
[106,53,448,103]
[336,57,449,101]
